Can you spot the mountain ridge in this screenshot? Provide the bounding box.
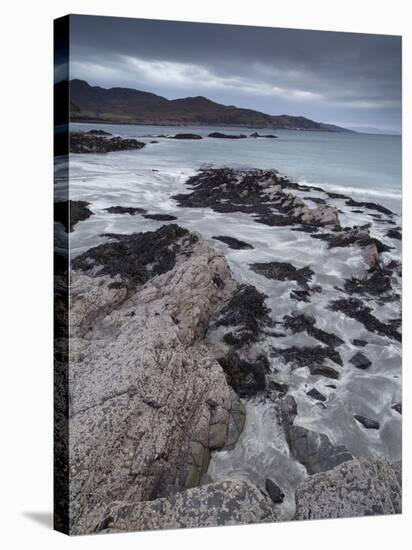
[58,79,353,132]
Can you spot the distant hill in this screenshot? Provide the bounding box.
[56,79,353,132]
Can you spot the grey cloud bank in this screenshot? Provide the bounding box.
[65,15,401,134]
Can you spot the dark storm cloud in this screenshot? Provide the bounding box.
[66,14,402,133]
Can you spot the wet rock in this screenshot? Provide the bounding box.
[173,168,340,230]
[283,312,344,348]
[105,206,147,215]
[349,351,371,370]
[392,403,402,414]
[294,458,401,520]
[265,479,285,503]
[223,390,247,450]
[87,129,112,136]
[329,298,401,342]
[345,198,394,217]
[304,196,327,205]
[386,227,401,240]
[55,200,93,232]
[281,397,352,474]
[309,364,340,379]
[250,132,278,138]
[250,261,314,289]
[343,266,393,297]
[272,345,342,373]
[169,133,203,139]
[290,289,311,302]
[208,132,247,139]
[311,226,385,267]
[352,339,368,347]
[218,352,268,397]
[268,380,289,395]
[70,133,145,153]
[96,480,277,533]
[150,140,159,144]
[212,235,254,249]
[307,388,326,402]
[287,426,352,474]
[354,415,380,429]
[212,284,271,348]
[143,213,178,221]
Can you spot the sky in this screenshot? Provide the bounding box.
[61,15,402,134]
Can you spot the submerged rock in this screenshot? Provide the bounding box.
[250,132,278,138]
[105,206,147,215]
[212,235,254,249]
[218,352,268,397]
[349,351,372,370]
[70,132,145,153]
[294,458,401,520]
[281,396,352,474]
[329,298,401,342]
[96,480,277,533]
[87,129,112,136]
[352,338,368,347]
[250,261,314,289]
[143,213,178,221]
[55,200,93,232]
[168,133,203,139]
[208,132,247,139]
[307,388,327,402]
[354,415,380,429]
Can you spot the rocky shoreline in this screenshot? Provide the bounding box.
[66,166,401,533]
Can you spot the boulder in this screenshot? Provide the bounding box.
[349,351,372,369]
[354,415,380,429]
[307,388,326,402]
[169,133,203,139]
[294,458,401,520]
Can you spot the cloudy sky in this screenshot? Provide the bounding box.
[64,15,402,134]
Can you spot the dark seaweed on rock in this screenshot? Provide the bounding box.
[143,213,178,221]
[105,206,147,215]
[250,261,314,289]
[55,200,93,232]
[71,224,193,288]
[218,352,268,397]
[283,313,344,348]
[386,227,402,240]
[214,284,271,347]
[343,266,394,298]
[344,198,395,217]
[272,345,342,372]
[329,298,401,342]
[173,168,340,229]
[212,235,253,250]
[70,133,145,154]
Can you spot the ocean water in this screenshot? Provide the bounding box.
[58,123,402,518]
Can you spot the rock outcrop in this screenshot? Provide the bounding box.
[173,168,340,229]
[97,481,277,533]
[70,132,145,154]
[54,200,93,232]
[68,225,250,534]
[294,458,401,520]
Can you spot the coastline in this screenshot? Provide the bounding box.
[57,156,402,533]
